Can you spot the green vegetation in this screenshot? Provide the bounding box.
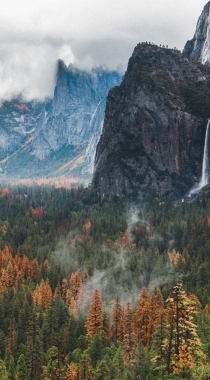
[0,183,210,378]
[179,81,210,118]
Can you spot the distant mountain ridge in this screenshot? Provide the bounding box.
[0,61,122,179]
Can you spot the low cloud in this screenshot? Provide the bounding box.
[0,0,206,101]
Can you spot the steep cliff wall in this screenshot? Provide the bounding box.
[33,61,122,157]
[184,1,210,64]
[0,62,122,178]
[92,44,210,200]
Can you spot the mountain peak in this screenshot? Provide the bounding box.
[184,2,210,65]
[92,43,210,201]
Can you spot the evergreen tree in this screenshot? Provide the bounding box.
[150,310,168,378]
[123,302,137,368]
[135,287,152,348]
[112,346,124,380]
[94,360,109,380]
[89,334,104,368]
[86,289,103,337]
[112,295,124,343]
[16,354,28,380]
[66,314,78,356]
[165,284,205,377]
[0,359,8,379]
[26,310,43,380]
[79,353,92,380]
[42,302,59,351]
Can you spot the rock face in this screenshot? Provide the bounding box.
[92,43,210,200]
[0,62,122,178]
[184,1,210,65]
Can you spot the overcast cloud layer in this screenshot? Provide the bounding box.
[0,0,207,101]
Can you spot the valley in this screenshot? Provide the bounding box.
[1,1,210,379]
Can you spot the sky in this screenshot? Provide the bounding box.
[0,0,208,101]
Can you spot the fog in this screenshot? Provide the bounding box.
[0,0,207,101]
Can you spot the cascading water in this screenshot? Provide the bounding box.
[200,119,210,188]
[190,119,210,195]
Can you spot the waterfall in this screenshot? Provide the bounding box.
[200,119,210,188]
[190,119,210,194]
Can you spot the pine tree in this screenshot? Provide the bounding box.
[42,278,53,310]
[66,362,78,380]
[0,360,8,379]
[89,333,104,368]
[61,278,68,301]
[42,303,59,351]
[70,269,82,300]
[7,357,15,380]
[53,283,61,300]
[85,289,103,337]
[112,295,124,343]
[112,346,124,380]
[102,312,111,340]
[30,259,40,281]
[135,287,152,347]
[94,359,110,380]
[79,353,92,380]
[123,302,137,367]
[134,338,147,380]
[45,346,60,380]
[26,310,43,380]
[4,348,15,380]
[16,354,28,380]
[150,310,168,378]
[65,314,78,357]
[164,284,205,377]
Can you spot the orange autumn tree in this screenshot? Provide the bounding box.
[0,247,42,281]
[112,295,124,343]
[30,259,40,280]
[69,269,88,315]
[70,269,82,300]
[83,221,91,243]
[85,289,104,337]
[205,304,210,317]
[165,284,205,377]
[168,249,185,267]
[135,287,152,348]
[27,206,46,220]
[66,362,78,380]
[33,278,53,311]
[102,312,111,339]
[0,269,9,295]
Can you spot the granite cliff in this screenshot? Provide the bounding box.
[184,1,210,65]
[92,43,210,200]
[0,62,122,179]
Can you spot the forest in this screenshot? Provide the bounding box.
[1,183,210,379]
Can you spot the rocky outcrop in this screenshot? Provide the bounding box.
[92,43,210,200]
[0,62,122,178]
[184,1,210,65]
